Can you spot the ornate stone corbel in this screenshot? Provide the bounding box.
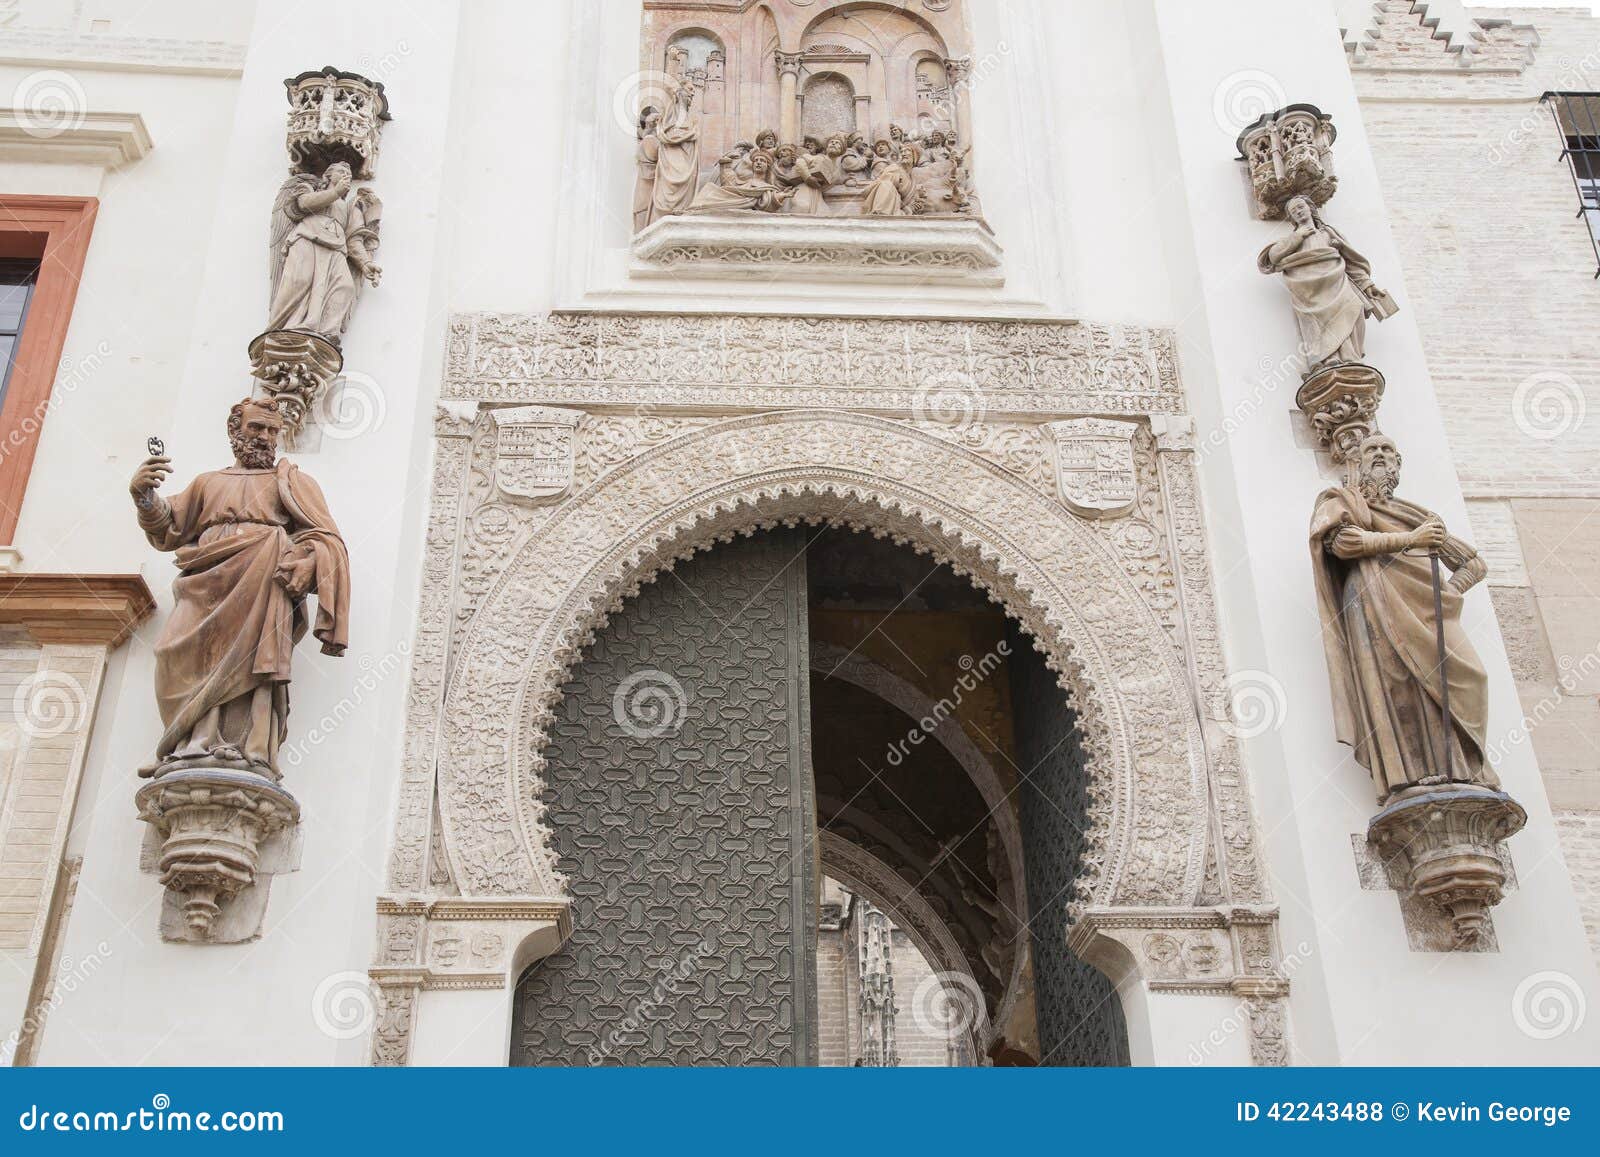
[1295,361,1385,462]
[247,328,344,435]
[1235,103,1337,219]
[135,770,300,937]
[1367,788,1527,949]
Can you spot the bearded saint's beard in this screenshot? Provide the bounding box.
[1360,470,1397,503]
[231,433,276,470]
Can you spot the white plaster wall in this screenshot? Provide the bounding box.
[31,0,462,1064]
[1,63,243,573]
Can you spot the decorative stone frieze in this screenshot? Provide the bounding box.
[444,311,1186,415]
[631,213,1003,284]
[1235,103,1338,219]
[1070,904,1290,1065]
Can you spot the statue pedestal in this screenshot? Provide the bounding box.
[1367,787,1527,950]
[135,767,301,942]
[248,329,343,436]
[1295,361,1385,462]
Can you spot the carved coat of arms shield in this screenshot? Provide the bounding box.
[1046,418,1139,518]
[491,406,582,502]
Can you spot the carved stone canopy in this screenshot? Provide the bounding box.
[284,66,391,179]
[1235,103,1338,219]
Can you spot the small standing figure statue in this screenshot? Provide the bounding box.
[267,159,382,343]
[1259,194,1396,371]
[130,398,350,780]
[1308,434,1490,803]
[632,105,662,233]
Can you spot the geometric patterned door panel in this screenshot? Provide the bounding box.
[1007,622,1131,1067]
[511,531,817,1065]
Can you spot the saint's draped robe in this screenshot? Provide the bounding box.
[1309,486,1492,802]
[1257,224,1376,366]
[139,461,349,778]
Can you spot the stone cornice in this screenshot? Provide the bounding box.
[0,111,153,168]
[0,572,156,648]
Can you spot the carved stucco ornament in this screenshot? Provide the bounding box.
[1046,418,1139,518]
[1235,103,1337,219]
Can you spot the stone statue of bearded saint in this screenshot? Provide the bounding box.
[267,160,382,344]
[129,399,350,780]
[1309,434,1493,804]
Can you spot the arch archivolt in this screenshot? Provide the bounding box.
[373,314,1288,1065]
[437,409,1208,910]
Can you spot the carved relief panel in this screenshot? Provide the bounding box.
[633,1,980,224]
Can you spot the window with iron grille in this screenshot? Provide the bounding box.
[1541,92,1600,277]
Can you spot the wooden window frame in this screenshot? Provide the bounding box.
[0,195,98,545]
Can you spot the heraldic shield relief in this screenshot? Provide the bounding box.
[1046,418,1139,518]
[491,406,582,502]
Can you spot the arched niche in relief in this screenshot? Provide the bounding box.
[801,71,858,140]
